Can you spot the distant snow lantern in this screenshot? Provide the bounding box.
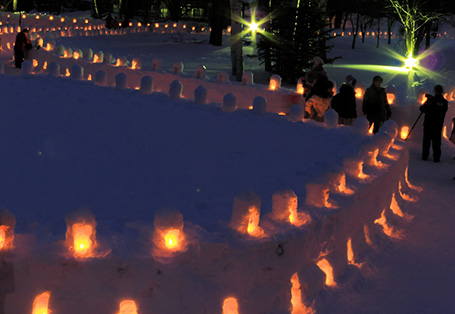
[218,71,229,83]
[296,77,305,94]
[32,291,51,314]
[94,70,107,86]
[242,71,254,85]
[83,48,93,60]
[131,58,141,70]
[288,104,304,122]
[354,117,370,135]
[269,74,281,90]
[48,62,60,77]
[230,191,265,237]
[104,52,113,64]
[326,171,354,195]
[400,126,409,140]
[173,62,184,74]
[117,300,138,314]
[0,209,16,251]
[272,189,311,226]
[73,49,81,59]
[65,210,97,258]
[386,93,396,104]
[324,109,338,128]
[21,60,33,75]
[374,132,394,158]
[343,157,369,180]
[305,182,332,208]
[195,65,206,79]
[355,87,364,98]
[222,93,237,112]
[71,65,84,80]
[153,209,187,255]
[151,59,161,70]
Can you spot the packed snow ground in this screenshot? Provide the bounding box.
[1,17,455,313]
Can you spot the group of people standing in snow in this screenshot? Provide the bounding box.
[302,58,391,134]
[301,57,450,166]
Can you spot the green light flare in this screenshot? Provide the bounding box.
[328,64,410,74]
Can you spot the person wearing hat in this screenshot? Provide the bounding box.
[331,74,358,125]
[420,84,448,162]
[14,28,32,68]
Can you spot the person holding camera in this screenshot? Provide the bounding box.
[14,28,32,69]
[362,75,391,134]
[420,85,448,162]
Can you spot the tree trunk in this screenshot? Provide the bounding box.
[209,0,223,46]
[230,0,244,81]
[351,13,359,49]
[376,18,380,48]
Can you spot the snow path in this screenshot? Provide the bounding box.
[316,139,455,314]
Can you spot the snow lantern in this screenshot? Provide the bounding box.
[194,85,207,104]
[374,132,394,158]
[48,62,60,77]
[65,210,98,259]
[305,182,332,208]
[316,258,336,287]
[71,65,84,80]
[290,273,315,314]
[115,73,128,90]
[131,58,141,70]
[343,156,369,180]
[72,49,82,59]
[117,300,138,314]
[354,87,364,99]
[269,74,281,90]
[218,72,229,83]
[222,93,237,112]
[242,71,254,85]
[32,291,51,314]
[252,96,267,115]
[324,109,338,128]
[222,297,239,314]
[55,44,64,56]
[195,65,206,79]
[169,80,183,99]
[374,209,403,239]
[400,126,409,140]
[386,93,396,105]
[230,191,265,237]
[0,209,16,251]
[35,38,43,49]
[288,104,304,122]
[153,209,187,255]
[354,117,370,135]
[381,120,398,140]
[272,189,311,226]
[115,56,127,67]
[151,59,161,70]
[21,60,33,75]
[93,51,103,63]
[140,75,154,94]
[296,77,305,94]
[173,62,184,74]
[104,52,114,64]
[325,170,354,195]
[94,70,107,86]
[83,48,93,60]
[360,143,384,169]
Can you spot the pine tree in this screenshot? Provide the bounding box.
[257,0,334,83]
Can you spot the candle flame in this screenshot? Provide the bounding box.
[316,259,336,287]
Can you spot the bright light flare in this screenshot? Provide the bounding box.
[32,291,51,314]
[404,56,418,70]
[248,21,259,33]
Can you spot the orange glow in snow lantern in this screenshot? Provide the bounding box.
[65,211,99,258]
[316,258,336,287]
[400,126,409,140]
[374,209,403,239]
[222,297,239,314]
[355,87,364,98]
[49,16,54,20]
[0,209,16,250]
[71,223,94,257]
[386,93,395,104]
[231,191,265,238]
[73,50,80,59]
[117,300,138,314]
[153,209,188,257]
[368,123,374,134]
[32,291,51,314]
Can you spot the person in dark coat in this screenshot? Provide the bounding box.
[362,75,391,133]
[14,28,31,69]
[420,84,448,162]
[331,74,358,125]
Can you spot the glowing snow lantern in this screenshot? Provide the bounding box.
[61,17,65,22]
[65,68,71,76]
[272,189,311,227]
[230,191,265,237]
[400,126,409,140]
[374,209,403,239]
[269,74,281,90]
[73,18,77,23]
[35,15,40,20]
[87,74,92,81]
[73,50,80,59]
[22,14,26,19]
[443,126,448,139]
[153,209,187,257]
[290,273,313,314]
[49,15,54,20]
[183,24,187,29]
[65,211,98,258]
[85,19,89,24]
[344,157,369,180]
[386,93,395,104]
[0,209,16,251]
[316,258,336,287]
[155,23,159,28]
[32,291,51,314]
[296,77,305,94]
[32,59,38,67]
[192,26,196,31]
[355,87,363,98]
[222,297,239,314]
[117,300,138,314]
